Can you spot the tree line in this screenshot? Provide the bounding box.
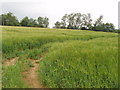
[0,12,119,32]
[0,12,49,28]
[54,13,116,32]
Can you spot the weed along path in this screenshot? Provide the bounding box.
[23,58,44,88]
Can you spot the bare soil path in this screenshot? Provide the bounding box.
[23,58,46,88]
[3,56,46,88]
[3,57,19,66]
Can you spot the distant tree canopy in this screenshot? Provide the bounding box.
[54,21,62,28]
[54,13,116,32]
[0,12,49,28]
[20,16,29,26]
[54,13,93,30]
[20,17,38,27]
[0,12,19,26]
[37,16,49,28]
[0,12,117,32]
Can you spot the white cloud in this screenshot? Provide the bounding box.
[0,0,119,28]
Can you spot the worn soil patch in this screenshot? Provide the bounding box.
[23,58,46,88]
[3,57,19,66]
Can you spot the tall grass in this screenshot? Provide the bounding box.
[39,38,118,88]
[2,58,27,88]
[2,26,118,88]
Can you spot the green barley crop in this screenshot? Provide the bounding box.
[2,26,118,88]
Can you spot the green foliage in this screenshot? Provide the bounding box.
[20,17,38,27]
[20,16,29,26]
[26,60,34,67]
[54,13,93,29]
[0,12,49,28]
[54,21,62,28]
[39,38,118,88]
[2,26,118,88]
[54,13,116,32]
[27,49,43,60]
[0,12,116,31]
[28,18,38,27]
[37,16,43,27]
[1,12,19,26]
[38,16,49,28]
[3,60,27,88]
[93,15,115,31]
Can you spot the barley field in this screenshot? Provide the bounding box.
[1,26,118,88]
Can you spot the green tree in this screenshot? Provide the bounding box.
[60,13,92,29]
[38,16,49,28]
[61,14,68,28]
[67,13,75,29]
[1,12,19,26]
[38,16,44,27]
[75,13,82,29]
[20,16,29,26]
[43,17,49,28]
[82,13,93,30]
[0,15,2,25]
[54,21,61,28]
[93,15,103,30]
[27,18,38,27]
[102,23,115,32]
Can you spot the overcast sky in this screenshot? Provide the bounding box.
[0,0,119,28]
